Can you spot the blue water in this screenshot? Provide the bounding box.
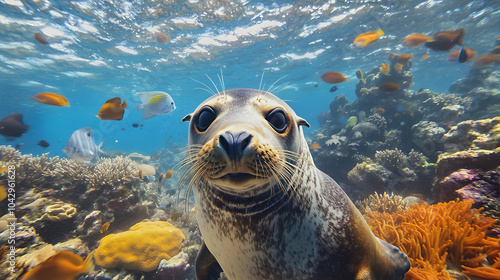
[0,0,498,156]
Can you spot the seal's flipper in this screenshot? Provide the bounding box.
[195,242,223,280]
[377,238,411,280]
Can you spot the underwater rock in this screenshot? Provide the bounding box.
[94,221,185,272]
[128,152,151,163]
[436,149,500,179]
[154,252,190,280]
[411,121,446,157]
[441,117,500,153]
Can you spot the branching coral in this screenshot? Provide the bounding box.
[363,199,500,280]
[358,191,409,214]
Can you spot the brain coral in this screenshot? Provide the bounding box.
[94,221,185,272]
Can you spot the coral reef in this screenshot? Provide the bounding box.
[357,191,409,214]
[94,221,185,272]
[41,203,77,221]
[346,149,434,200]
[363,199,500,280]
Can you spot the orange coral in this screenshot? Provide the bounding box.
[363,199,500,280]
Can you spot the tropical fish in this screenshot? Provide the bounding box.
[34,32,48,44]
[378,82,400,92]
[0,113,29,138]
[490,46,500,55]
[165,170,174,180]
[96,97,128,121]
[402,33,433,48]
[472,53,500,68]
[446,47,476,62]
[20,251,94,280]
[379,63,390,76]
[321,72,348,84]
[374,108,385,115]
[136,91,176,120]
[0,185,6,201]
[355,69,366,84]
[158,172,164,183]
[156,33,170,43]
[139,170,143,179]
[100,222,110,234]
[38,140,50,148]
[132,123,139,128]
[394,53,413,63]
[422,54,430,59]
[496,35,500,46]
[394,63,403,72]
[32,93,70,107]
[63,127,103,164]
[309,142,321,151]
[157,153,160,160]
[351,29,384,49]
[329,86,338,93]
[425,28,465,51]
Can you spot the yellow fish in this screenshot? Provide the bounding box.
[379,63,391,76]
[351,29,384,49]
[20,251,94,280]
[100,222,110,234]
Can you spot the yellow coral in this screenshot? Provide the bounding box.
[94,221,185,272]
[363,200,500,280]
[42,203,77,221]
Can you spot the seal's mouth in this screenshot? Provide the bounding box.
[220,173,256,184]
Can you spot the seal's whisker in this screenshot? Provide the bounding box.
[190,78,217,96]
[217,68,226,100]
[266,76,287,98]
[257,72,265,101]
[205,74,221,97]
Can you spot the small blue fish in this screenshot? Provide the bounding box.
[63,127,103,164]
[458,46,468,63]
[136,91,176,120]
[330,86,338,93]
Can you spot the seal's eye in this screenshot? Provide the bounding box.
[266,108,288,133]
[196,106,216,132]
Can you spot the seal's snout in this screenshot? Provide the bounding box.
[219,131,252,161]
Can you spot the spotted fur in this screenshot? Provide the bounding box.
[182,89,410,280]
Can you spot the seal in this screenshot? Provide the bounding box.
[181,88,410,280]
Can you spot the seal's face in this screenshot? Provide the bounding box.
[182,88,309,190]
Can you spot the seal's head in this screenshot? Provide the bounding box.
[181,88,310,191]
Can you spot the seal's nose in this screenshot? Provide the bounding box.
[219,131,252,161]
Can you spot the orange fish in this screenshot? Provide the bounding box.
[159,172,164,183]
[20,251,94,280]
[355,69,366,84]
[96,97,128,121]
[394,63,403,72]
[378,82,400,92]
[165,170,174,180]
[351,29,384,49]
[472,53,500,68]
[100,222,110,234]
[34,32,48,44]
[425,28,465,51]
[379,63,390,76]
[32,93,70,107]
[421,54,430,59]
[139,170,143,179]
[156,33,170,43]
[321,72,348,84]
[374,108,385,115]
[309,142,321,151]
[446,47,476,62]
[402,33,433,48]
[490,46,500,55]
[395,53,413,63]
